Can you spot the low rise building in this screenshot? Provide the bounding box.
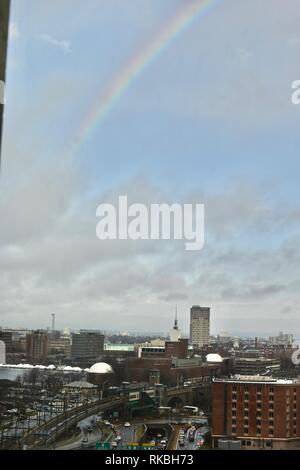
[234,356,281,375]
[63,380,97,400]
[212,375,300,450]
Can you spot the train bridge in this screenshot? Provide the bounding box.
[165,383,211,409]
[1,383,211,449]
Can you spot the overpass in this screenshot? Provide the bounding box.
[4,397,126,450]
[165,383,211,408]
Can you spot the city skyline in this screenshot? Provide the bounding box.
[1,1,300,335]
[0,316,298,342]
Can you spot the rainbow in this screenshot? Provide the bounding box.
[76,0,219,148]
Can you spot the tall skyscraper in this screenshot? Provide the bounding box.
[190,305,210,348]
[0,1,11,162]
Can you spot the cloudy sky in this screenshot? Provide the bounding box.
[1,0,300,336]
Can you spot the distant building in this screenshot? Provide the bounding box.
[216,332,232,344]
[190,306,210,348]
[212,375,300,450]
[71,330,105,362]
[0,330,12,352]
[48,337,71,358]
[234,356,281,375]
[165,339,189,359]
[26,331,48,362]
[137,339,188,360]
[0,340,6,364]
[125,355,219,387]
[63,380,97,399]
[269,332,294,347]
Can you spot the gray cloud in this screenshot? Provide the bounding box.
[2,0,300,336]
[1,172,300,335]
[38,33,71,53]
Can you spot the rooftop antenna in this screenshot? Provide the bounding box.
[174,305,178,330]
[51,313,55,331]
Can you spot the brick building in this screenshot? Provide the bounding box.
[212,375,300,450]
[138,339,189,359]
[125,356,219,387]
[26,330,48,363]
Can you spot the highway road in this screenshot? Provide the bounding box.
[4,397,125,450]
[55,415,103,450]
[109,423,136,449]
[176,422,209,451]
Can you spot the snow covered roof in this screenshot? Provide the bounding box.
[206,353,223,363]
[89,362,113,374]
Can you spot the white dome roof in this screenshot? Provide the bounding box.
[206,353,223,363]
[89,362,113,374]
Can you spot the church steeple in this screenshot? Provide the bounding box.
[174,305,178,330]
[170,306,181,342]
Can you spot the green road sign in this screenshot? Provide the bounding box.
[96,442,111,450]
[127,443,158,451]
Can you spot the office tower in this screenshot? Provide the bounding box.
[26,330,49,362]
[190,305,210,348]
[0,1,10,161]
[71,330,105,361]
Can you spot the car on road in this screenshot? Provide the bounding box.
[104,420,111,426]
[112,441,118,448]
[160,439,167,449]
[188,427,196,442]
[179,439,185,447]
[196,438,204,448]
[124,422,131,427]
[184,381,192,387]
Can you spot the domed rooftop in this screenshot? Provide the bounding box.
[89,362,113,374]
[206,353,223,363]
